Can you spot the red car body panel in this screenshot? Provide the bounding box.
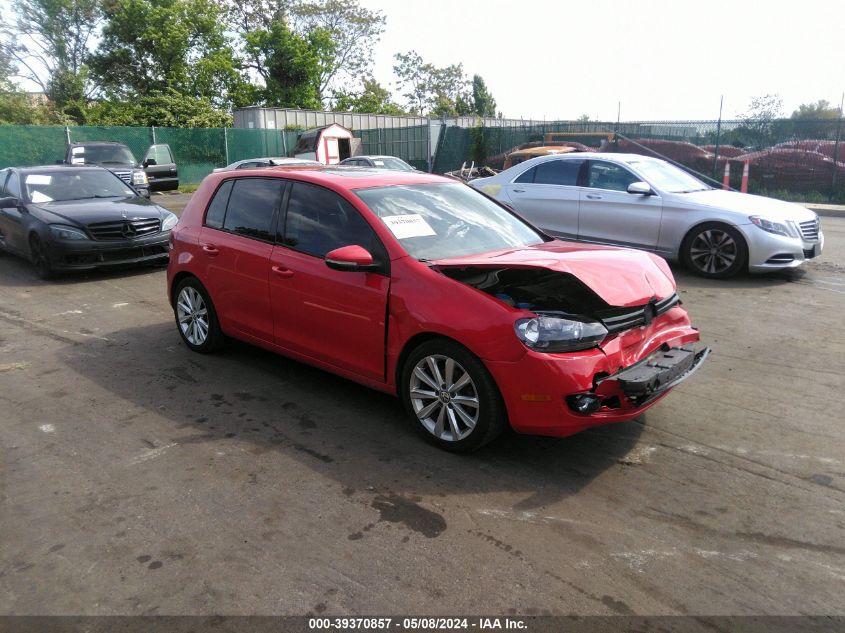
[168,167,702,438]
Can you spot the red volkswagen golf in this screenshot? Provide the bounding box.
[167,167,708,452]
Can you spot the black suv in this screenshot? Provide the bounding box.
[62,141,179,195]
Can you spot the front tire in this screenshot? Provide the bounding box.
[681,222,747,279]
[401,339,507,452]
[173,278,224,353]
[29,234,53,279]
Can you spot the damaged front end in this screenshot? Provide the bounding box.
[435,263,708,434]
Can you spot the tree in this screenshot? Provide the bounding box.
[88,0,249,110]
[241,19,326,108]
[293,0,385,105]
[791,100,841,119]
[1,0,102,121]
[577,114,591,122]
[331,78,404,115]
[88,89,232,126]
[740,93,783,148]
[393,50,471,117]
[471,75,496,118]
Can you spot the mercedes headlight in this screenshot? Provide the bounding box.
[132,170,149,185]
[161,212,178,231]
[749,215,794,238]
[49,225,88,241]
[514,316,608,353]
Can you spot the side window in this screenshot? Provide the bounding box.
[533,159,583,186]
[204,180,233,228]
[282,181,385,262]
[146,144,173,164]
[587,161,639,192]
[5,171,21,198]
[514,166,535,184]
[222,178,282,241]
[0,170,8,196]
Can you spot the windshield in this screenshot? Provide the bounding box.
[71,145,137,166]
[372,157,414,171]
[356,183,545,260]
[629,160,710,193]
[24,170,136,203]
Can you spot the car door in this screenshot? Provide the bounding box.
[0,170,28,255]
[198,177,283,342]
[500,158,584,239]
[577,160,663,250]
[142,144,178,190]
[269,180,389,381]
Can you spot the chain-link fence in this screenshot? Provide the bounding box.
[429,119,845,201]
[358,124,430,171]
[0,125,300,185]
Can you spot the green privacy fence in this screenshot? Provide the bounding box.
[358,124,430,171]
[0,125,300,184]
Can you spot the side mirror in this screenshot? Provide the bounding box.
[144,158,157,167]
[627,181,654,195]
[325,245,376,272]
[0,196,20,209]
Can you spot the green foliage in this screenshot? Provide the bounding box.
[88,0,249,110]
[331,78,404,115]
[791,100,841,120]
[393,50,471,117]
[471,75,496,118]
[88,89,233,127]
[242,19,326,109]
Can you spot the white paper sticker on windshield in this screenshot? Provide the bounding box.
[30,191,53,202]
[26,174,52,185]
[382,214,436,239]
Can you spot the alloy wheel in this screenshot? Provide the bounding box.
[688,228,738,275]
[409,354,480,442]
[176,286,209,346]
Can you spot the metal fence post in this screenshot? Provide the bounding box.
[427,117,433,172]
[223,127,229,165]
[151,126,156,144]
[712,96,723,179]
[832,92,844,198]
[64,126,71,145]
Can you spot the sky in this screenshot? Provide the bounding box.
[357,0,845,121]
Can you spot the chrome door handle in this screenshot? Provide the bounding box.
[512,189,526,193]
[585,194,602,200]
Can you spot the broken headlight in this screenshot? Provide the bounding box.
[514,316,607,353]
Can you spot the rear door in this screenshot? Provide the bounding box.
[0,170,27,255]
[577,160,662,250]
[142,144,178,191]
[269,181,389,381]
[198,177,283,342]
[501,158,584,239]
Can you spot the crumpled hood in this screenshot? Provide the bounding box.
[431,240,676,308]
[670,189,817,222]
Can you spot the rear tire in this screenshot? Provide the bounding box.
[401,339,507,452]
[29,234,53,280]
[681,222,747,279]
[173,277,224,353]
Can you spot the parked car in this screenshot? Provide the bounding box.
[167,168,707,452]
[470,152,824,278]
[63,141,179,194]
[339,155,416,171]
[0,165,177,278]
[213,157,320,172]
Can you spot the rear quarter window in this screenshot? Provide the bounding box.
[204,180,233,228]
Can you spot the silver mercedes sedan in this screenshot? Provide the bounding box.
[470,153,823,278]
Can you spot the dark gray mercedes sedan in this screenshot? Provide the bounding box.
[0,165,177,278]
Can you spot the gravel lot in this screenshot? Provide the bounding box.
[1,194,843,616]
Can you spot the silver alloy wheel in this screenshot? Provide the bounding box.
[689,228,738,275]
[409,354,480,442]
[176,286,209,346]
